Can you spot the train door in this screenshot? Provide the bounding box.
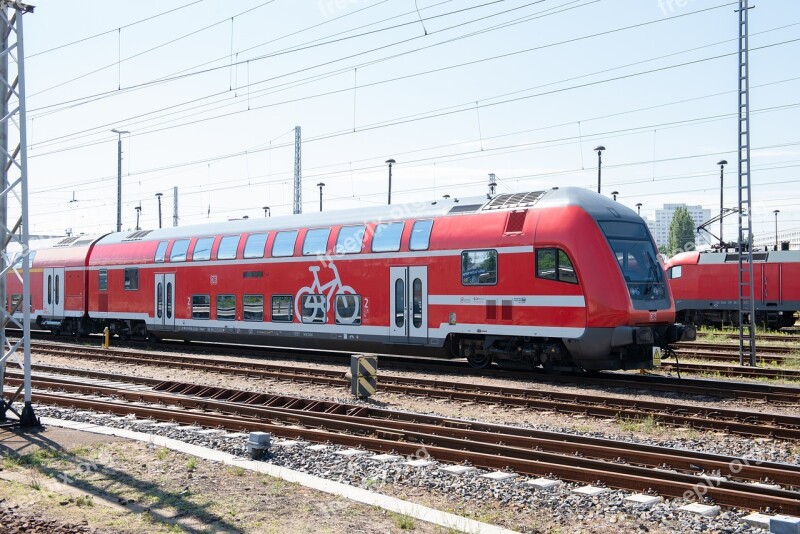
[153,273,176,329]
[42,268,65,317]
[389,266,428,344]
[762,263,782,304]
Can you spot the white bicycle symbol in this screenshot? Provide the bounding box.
[295,262,360,324]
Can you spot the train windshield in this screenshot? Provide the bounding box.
[599,221,666,301]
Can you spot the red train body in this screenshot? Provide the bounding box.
[665,250,800,328]
[10,188,691,371]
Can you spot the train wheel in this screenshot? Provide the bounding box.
[466,352,492,369]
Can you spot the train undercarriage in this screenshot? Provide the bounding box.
[678,309,797,330]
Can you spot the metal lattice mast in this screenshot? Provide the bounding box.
[0,1,37,427]
[293,126,301,215]
[737,0,756,366]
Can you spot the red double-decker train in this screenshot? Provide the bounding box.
[9,188,692,371]
[666,250,800,328]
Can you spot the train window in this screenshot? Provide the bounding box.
[335,295,361,325]
[536,250,557,281]
[243,294,264,321]
[244,233,268,259]
[216,294,236,321]
[536,248,578,284]
[218,235,240,260]
[303,228,331,256]
[193,237,214,261]
[335,226,365,254]
[668,265,682,279]
[124,268,139,290]
[192,295,210,319]
[166,283,173,319]
[410,220,434,251]
[157,283,163,319]
[47,275,52,304]
[558,251,578,284]
[11,294,21,312]
[412,278,423,328]
[301,294,326,324]
[272,231,298,257]
[271,295,293,322]
[170,239,190,262]
[55,275,60,305]
[372,222,404,252]
[394,279,404,327]
[98,270,108,291]
[461,250,497,285]
[154,241,168,263]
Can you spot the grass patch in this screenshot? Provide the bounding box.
[75,495,94,507]
[17,448,61,467]
[186,457,197,471]
[618,415,659,434]
[155,447,170,461]
[392,513,415,530]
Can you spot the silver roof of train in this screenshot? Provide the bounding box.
[96,186,640,245]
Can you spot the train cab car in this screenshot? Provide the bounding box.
[23,235,105,335]
[77,187,689,372]
[666,250,800,328]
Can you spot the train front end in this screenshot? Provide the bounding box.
[547,189,695,370]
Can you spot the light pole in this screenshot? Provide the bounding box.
[111,128,130,232]
[635,203,642,216]
[263,206,270,218]
[385,159,396,205]
[594,145,605,194]
[317,182,325,212]
[134,204,141,231]
[774,209,780,250]
[611,191,619,202]
[717,159,727,247]
[155,193,163,229]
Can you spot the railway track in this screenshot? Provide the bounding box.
[678,341,797,355]
[31,340,800,402]
[696,333,800,343]
[8,367,800,515]
[21,344,800,438]
[660,360,800,381]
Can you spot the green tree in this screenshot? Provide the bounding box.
[667,206,696,255]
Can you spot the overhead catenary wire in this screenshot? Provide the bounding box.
[30,13,797,155]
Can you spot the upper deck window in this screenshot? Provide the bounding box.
[272,230,298,257]
[169,239,190,262]
[410,220,433,251]
[335,226,365,254]
[372,222,404,252]
[154,241,168,263]
[218,235,240,260]
[193,237,214,261]
[244,233,268,259]
[303,228,330,256]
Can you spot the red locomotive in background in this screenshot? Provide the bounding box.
[8,188,692,371]
[665,250,800,329]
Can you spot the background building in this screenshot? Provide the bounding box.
[650,204,711,248]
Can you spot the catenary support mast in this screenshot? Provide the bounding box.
[0,1,37,427]
[736,0,756,366]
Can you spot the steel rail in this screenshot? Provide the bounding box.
[15,381,800,514]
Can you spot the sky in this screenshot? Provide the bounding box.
[17,0,800,245]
